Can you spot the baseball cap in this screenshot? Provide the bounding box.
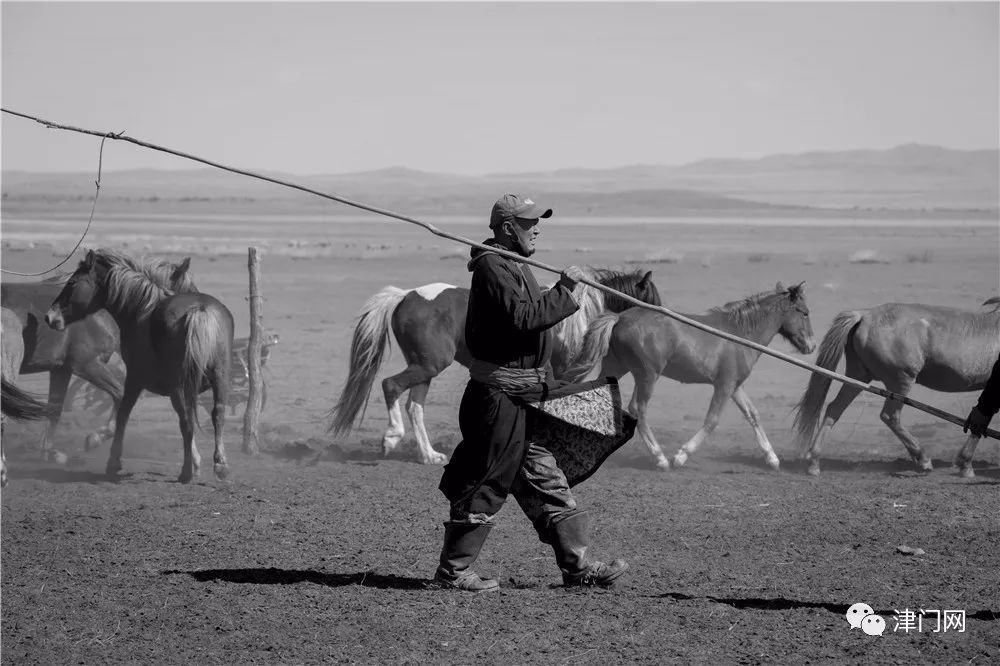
[489,193,553,228]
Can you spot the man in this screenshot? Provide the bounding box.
[434,193,629,593]
[964,351,1000,437]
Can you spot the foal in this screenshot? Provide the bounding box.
[46,249,234,483]
[566,283,815,470]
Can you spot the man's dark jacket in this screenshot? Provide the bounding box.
[439,239,579,514]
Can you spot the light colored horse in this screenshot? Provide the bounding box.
[794,299,1000,477]
[45,249,234,483]
[2,306,52,486]
[566,283,815,470]
[328,267,660,464]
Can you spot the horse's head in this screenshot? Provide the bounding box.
[593,268,662,313]
[45,249,110,330]
[776,281,815,355]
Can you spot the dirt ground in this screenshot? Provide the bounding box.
[2,214,999,664]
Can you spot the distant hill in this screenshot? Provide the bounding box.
[3,144,997,216]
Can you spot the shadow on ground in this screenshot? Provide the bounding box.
[162,567,431,590]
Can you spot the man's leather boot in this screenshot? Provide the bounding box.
[433,521,500,592]
[547,510,629,587]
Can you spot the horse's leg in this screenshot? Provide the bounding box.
[75,359,124,451]
[405,382,447,465]
[879,377,932,472]
[629,369,670,470]
[40,368,72,465]
[381,364,438,456]
[672,384,731,468]
[209,369,229,480]
[381,385,406,453]
[954,434,981,479]
[805,354,870,476]
[169,392,199,484]
[106,380,142,477]
[730,386,780,471]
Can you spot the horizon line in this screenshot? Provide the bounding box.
[2,142,997,179]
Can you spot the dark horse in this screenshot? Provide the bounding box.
[565,283,815,470]
[794,299,1000,477]
[45,249,234,483]
[2,306,53,487]
[328,267,661,464]
[1,258,195,463]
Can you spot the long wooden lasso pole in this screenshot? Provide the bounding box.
[4,106,997,440]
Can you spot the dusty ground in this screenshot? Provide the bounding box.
[2,213,999,663]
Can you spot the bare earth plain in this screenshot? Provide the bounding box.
[2,206,999,664]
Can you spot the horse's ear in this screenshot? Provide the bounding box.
[170,257,192,283]
[82,249,95,268]
[788,282,805,300]
[640,270,653,286]
[775,281,785,293]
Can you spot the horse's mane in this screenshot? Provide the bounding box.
[95,249,195,321]
[588,267,659,311]
[553,267,657,361]
[710,289,791,331]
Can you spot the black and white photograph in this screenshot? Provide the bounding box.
[2,1,998,663]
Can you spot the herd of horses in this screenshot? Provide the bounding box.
[2,246,998,488]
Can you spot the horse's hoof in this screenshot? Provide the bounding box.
[766,456,781,471]
[961,466,975,479]
[214,463,230,480]
[381,435,402,456]
[918,459,934,472]
[670,454,686,468]
[177,471,194,484]
[45,450,68,465]
[807,465,821,477]
[423,452,448,465]
[657,459,672,471]
[105,463,122,477]
[84,433,102,451]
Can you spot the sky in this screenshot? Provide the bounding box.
[1,1,998,175]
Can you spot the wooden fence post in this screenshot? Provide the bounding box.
[243,247,263,454]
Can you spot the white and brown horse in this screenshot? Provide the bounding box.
[566,283,815,470]
[794,299,1000,477]
[328,267,660,464]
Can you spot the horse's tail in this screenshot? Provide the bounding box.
[327,286,409,437]
[181,305,230,411]
[563,312,621,383]
[1,378,52,421]
[793,309,864,450]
